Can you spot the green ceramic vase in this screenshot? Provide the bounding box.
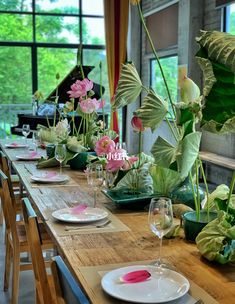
[170,178,205,209]
[182,210,217,242]
[68,151,96,170]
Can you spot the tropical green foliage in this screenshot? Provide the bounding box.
[196,30,235,133]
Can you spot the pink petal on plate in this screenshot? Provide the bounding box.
[44,171,57,179]
[120,270,151,284]
[11,142,19,146]
[29,151,39,158]
[70,204,88,215]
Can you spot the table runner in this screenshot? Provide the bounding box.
[79,261,219,304]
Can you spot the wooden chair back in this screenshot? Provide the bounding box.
[0,169,19,248]
[22,197,55,304]
[51,255,90,304]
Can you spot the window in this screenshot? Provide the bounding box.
[0,0,108,104]
[225,3,235,34]
[150,55,178,118]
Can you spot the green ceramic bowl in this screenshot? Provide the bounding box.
[182,210,217,242]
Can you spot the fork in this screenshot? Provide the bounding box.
[65,219,111,231]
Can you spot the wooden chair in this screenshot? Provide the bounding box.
[22,197,57,304]
[0,170,54,304]
[51,256,90,304]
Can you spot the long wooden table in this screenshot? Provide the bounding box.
[1,140,235,304]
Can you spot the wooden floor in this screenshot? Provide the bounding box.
[0,224,35,304]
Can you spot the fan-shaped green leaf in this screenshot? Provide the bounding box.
[112,63,142,111]
[151,136,178,168]
[176,131,201,179]
[135,90,168,132]
[196,57,217,96]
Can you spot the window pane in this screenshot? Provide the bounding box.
[82,17,105,45]
[36,16,79,43]
[83,49,110,112]
[38,48,77,97]
[151,56,178,117]
[0,14,32,42]
[226,4,235,34]
[0,46,32,137]
[82,0,104,15]
[0,0,32,12]
[35,0,79,14]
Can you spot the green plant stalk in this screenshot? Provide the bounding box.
[137,4,179,140]
[199,158,209,218]
[189,171,200,221]
[195,159,200,219]
[137,3,177,120]
[99,61,105,134]
[226,170,235,213]
[46,114,51,128]
[136,131,142,191]
[77,116,84,136]
[165,117,178,142]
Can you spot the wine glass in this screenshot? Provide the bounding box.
[86,164,104,207]
[22,124,30,145]
[148,197,173,273]
[55,144,66,174]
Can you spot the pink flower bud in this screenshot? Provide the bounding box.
[131,116,145,132]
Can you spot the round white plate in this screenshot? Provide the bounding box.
[5,143,27,148]
[15,154,41,160]
[101,265,190,303]
[31,173,69,184]
[52,207,108,223]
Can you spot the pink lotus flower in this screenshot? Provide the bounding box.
[106,148,127,172]
[67,78,93,99]
[79,98,99,114]
[98,99,105,109]
[122,156,139,170]
[95,136,115,156]
[131,116,145,132]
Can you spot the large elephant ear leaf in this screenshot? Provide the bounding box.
[151,136,178,168]
[112,63,142,111]
[135,90,168,132]
[176,131,201,179]
[196,57,217,96]
[150,164,182,196]
[196,30,235,73]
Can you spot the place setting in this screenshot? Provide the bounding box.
[15,151,42,161]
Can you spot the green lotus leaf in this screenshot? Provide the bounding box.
[37,150,78,169]
[196,57,217,96]
[176,131,201,179]
[151,136,178,168]
[135,90,168,132]
[150,164,182,196]
[202,116,235,133]
[196,30,235,73]
[112,63,142,111]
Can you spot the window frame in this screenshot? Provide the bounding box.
[0,0,105,94]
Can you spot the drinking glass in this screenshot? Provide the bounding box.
[22,124,30,145]
[86,164,104,207]
[55,144,66,174]
[148,197,173,273]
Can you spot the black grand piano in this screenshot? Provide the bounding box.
[11,65,105,136]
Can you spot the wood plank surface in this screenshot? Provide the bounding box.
[1,139,235,304]
[199,151,235,170]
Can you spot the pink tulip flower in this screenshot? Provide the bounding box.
[67,78,93,99]
[131,116,145,132]
[79,98,99,114]
[95,136,116,156]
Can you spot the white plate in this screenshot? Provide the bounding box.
[101,265,190,303]
[31,173,69,184]
[5,143,27,148]
[52,207,108,223]
[15,154,41,160]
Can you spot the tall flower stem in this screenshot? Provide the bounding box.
[99,61,105,134]
[199,158,209,218]
[137,3,178,126]
[189,171,200,221]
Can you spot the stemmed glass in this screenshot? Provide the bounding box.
[22,124,30,145]
[55,144,66,175]
[86,164,104,207]
[148,197,173,273]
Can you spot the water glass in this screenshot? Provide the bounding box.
[55,144,66,174]
[22,124,30,145]
[86,164,104,207]
[148,197,173,273]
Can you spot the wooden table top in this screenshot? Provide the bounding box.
[1,140,235,304]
